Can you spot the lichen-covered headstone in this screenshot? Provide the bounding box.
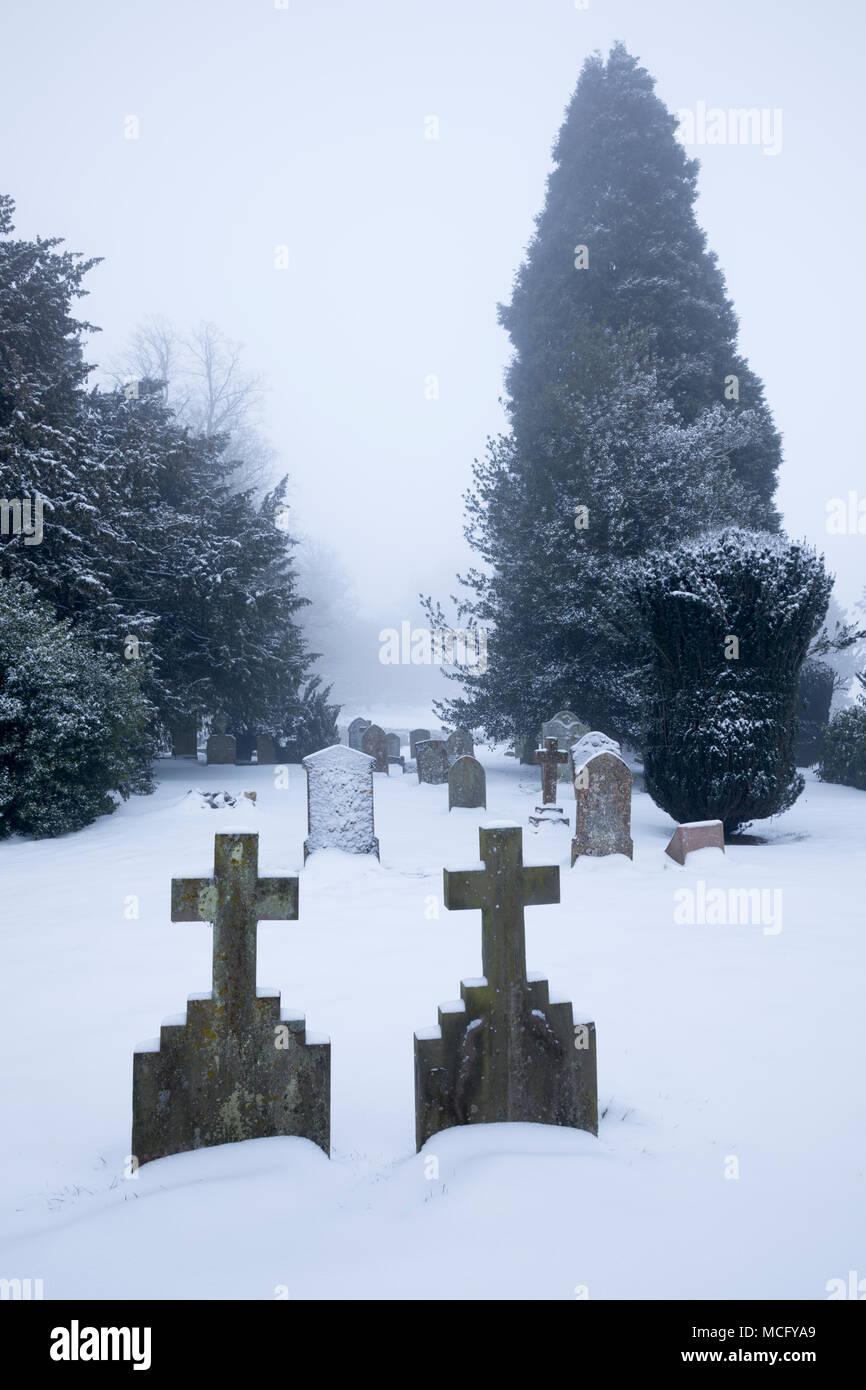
[409,728,431,759]
[348,717,371,750]
[302,744,379,861]
[256,734,277,765]
[571,750,633,865]
[415,739,450,785]
[361,722,389,774]
[414,823,597,1148]
[131,831,330,1166]
[448,755,486,810]
[665,820,725,865]
[206,716,236,766]
[446,728,474,763]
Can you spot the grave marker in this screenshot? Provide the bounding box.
[131,831,329,1165]
[665,820,725,865]
[414,824,597,1148]
[415,739,450,785]
[206,716,236,766]
[409,728,431,759]
[361,722,389,774]
[571,750,633,864]
[448,755,486,810]
[302,744,379,861]
[348,717,371,751]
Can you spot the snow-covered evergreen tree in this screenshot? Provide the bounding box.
[0,578,154,838]
[428,45,782,745]
[632,529,831,834]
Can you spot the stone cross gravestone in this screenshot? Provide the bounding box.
[361,722,389,774]
[409,728,431,759]
[542,712,588,783]
[534,737,568,805]
[448,755,486,810]
[348,717,371,751]
[665,820,725,865]
[206,715,236,766]
[415,739,450,785]
[302,744,379,861]
[131,831,330,1166]
[256,734,277,765]
[414,823,597,1148]
[446,728,474,763]
[571,750,633,865]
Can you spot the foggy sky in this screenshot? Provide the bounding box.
[2,0,863,643]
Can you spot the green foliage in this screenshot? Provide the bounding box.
[817,689,866,791]
[795,659,835,766]
[0,196,338,814]
[0,579,154,838]
[633,530,831,835]
[278,676,341,762]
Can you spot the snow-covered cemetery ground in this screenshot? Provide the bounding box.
[1,737,863,1300]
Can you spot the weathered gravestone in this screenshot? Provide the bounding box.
[206,716,236,766]
[414,823,597,1148]
[529,737,569,829]
[348,717,371,751]
[302,744,379,861]
[386,732,404,767]
[446,728,474,763]
[256,734,277,765]
[131,831,330,1166]
[409,728,431,759]
[542,712,589,783]
[415,739,450,785]
[448,755,486,810]
[665,820,725,865]
[534,737,568,805]
[170,718,198,759]
[361,722,389,774]
[571,750,633,865]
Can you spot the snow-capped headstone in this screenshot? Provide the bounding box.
[131,831,330,1166]
[385,732,403,767]
[572,730,621,765]
[446,728,474,763]
[542,712,589,783]
[665,820,725,866]
[206,716,236,765]
[415,739,450,785]
[302,743,379,861]
[170,718,198,758]
[448,755,486,810]
[361,722,389,774]
[256,734,277,765]
[570,751,633,865]
[409,728,431,759]
[414,823,597,1149]
[347,717,370,750]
